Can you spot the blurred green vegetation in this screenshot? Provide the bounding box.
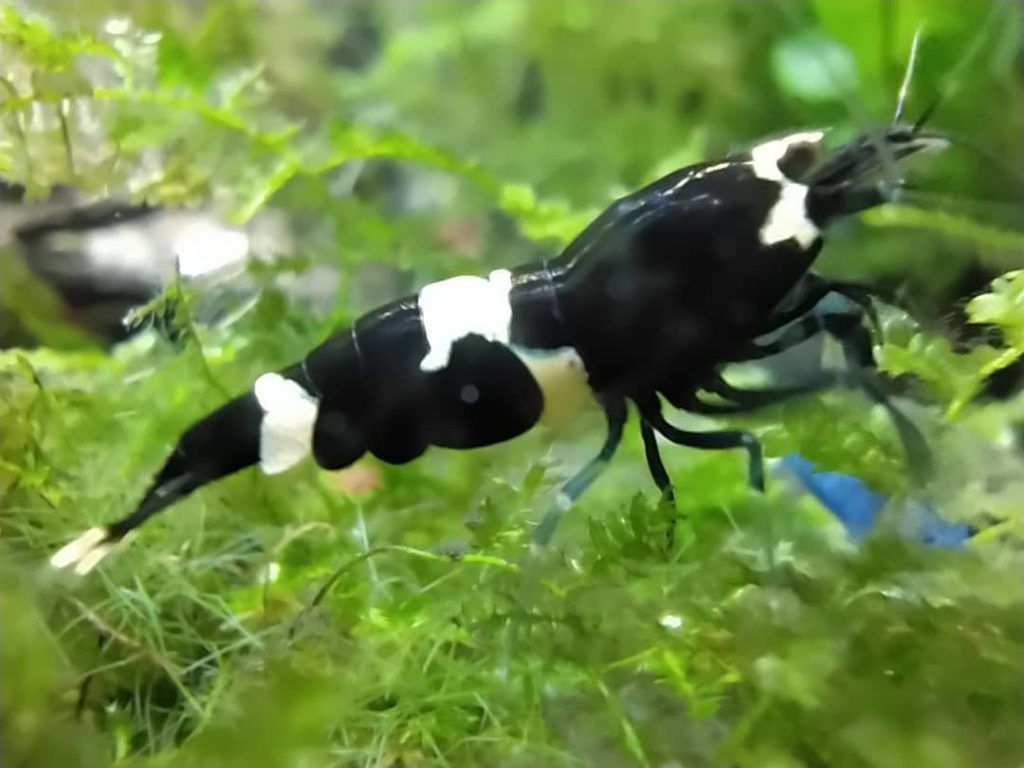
[1,2,1023,767]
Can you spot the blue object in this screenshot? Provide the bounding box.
[777,453,973,547]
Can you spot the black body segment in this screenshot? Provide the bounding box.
[507,265,574,350]
[107,392,264,540]
[421,334,544,450]
[548,163,824,404]
[308,295,551,463]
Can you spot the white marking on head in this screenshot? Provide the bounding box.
[750,131,825,249]
[50,527,117,575]
[761,182,818,249]
[513,346,595,430]
[418,269,514,372]
[254,373,320,475]
[750,131,825,182]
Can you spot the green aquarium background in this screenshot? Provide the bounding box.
[1,1,1022,766]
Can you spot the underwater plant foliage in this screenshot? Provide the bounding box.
[1,2,1023,767]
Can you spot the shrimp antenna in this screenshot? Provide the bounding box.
[893,24,925,124]
[913,90,944,133]
[910,0,1012,133]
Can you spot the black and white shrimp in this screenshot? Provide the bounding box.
[51,111,947,574]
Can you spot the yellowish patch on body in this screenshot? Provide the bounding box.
[516,347,596,431]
